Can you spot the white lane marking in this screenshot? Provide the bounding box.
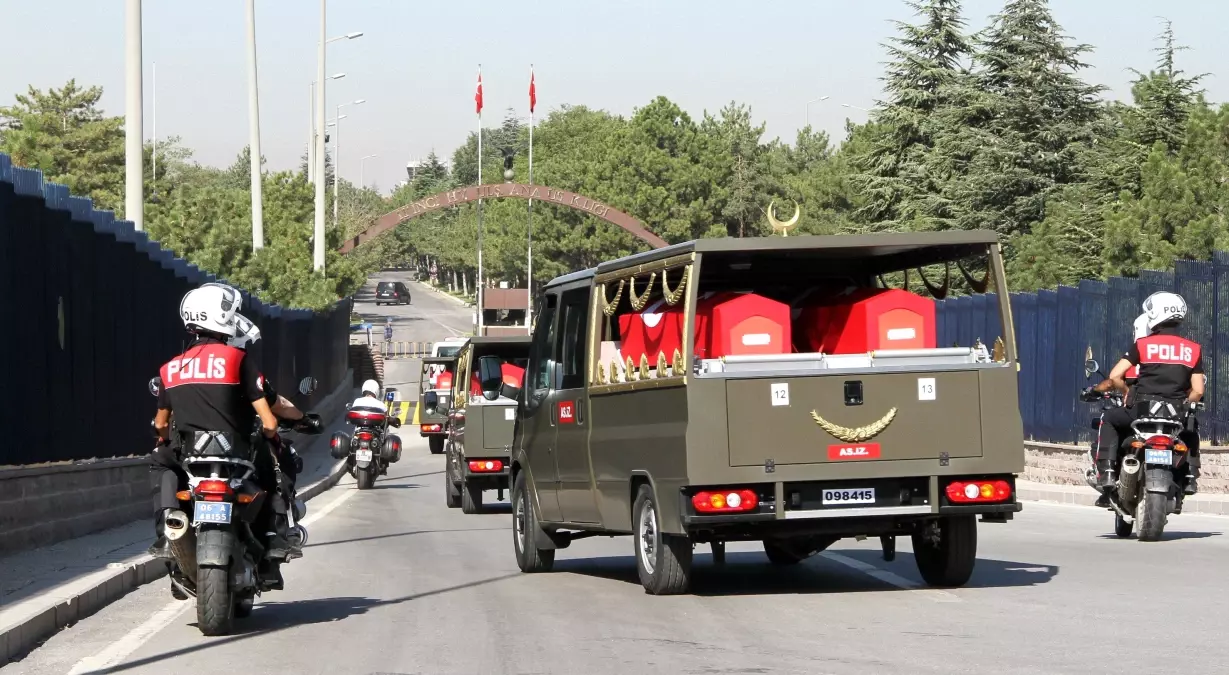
[66,600,190,674]
[820,552,962,603]
[65,485,360,674]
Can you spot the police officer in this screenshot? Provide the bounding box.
[147,284,288,561]
[1088,292,1205,494]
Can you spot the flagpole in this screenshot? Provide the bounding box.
[476,65,484,336]
[526,64,534,332]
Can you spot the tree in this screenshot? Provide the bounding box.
[0,80,124,213]
[702,102,768,237]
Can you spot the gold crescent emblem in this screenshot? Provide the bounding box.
[810,407,898,443]
[766,199,800,235]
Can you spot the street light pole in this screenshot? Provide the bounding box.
[313,0,326,271]
[841,103,871,113]
[333,98,365,229]
[360,154,377,189]
[245,0,264,251]
[307,81,314,183]
[124,0,143,230]
[805,95,829,126]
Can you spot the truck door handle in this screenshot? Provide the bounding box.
[576,402,584,425]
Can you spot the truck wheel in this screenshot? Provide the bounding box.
[912,515,977,588]
[633,484,692,595]
[429,435,445,455]
[356,465,375,490]
[762,539,809,565]
[1114,513,1134,538]
[512,471,555,572]
[196,566,234,636]
[1136,492,1168,542]
[461,480,483,514]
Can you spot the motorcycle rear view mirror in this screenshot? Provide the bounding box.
[299,376,318,396]
[149,376,162,397]
[1083,359,1099,379]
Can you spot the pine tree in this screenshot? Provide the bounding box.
[850,0,971,230]
[1127,19,1207,155]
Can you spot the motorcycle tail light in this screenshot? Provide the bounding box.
[1129,440,1146,449]
[194,479,233,502]
[175,490,191,501]
[945,479,1013,503]
[1175,442,1188,453]
[356,431,374,441]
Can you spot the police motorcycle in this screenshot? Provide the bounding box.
[148,375,323,636]
[1081,359,1204,541]
[331,388,404,489]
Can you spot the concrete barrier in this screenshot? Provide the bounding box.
[1023,440,1229,493]
[0,370,356,557]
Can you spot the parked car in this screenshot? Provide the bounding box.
[376,281,411,306]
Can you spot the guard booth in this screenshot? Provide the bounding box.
[479,285,530,337]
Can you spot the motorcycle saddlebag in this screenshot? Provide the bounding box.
[381,434,403,463]
[329,431,351,459]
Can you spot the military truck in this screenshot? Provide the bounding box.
[416,355,458,454]
[508,231,1025,595]
[443,336,532,513]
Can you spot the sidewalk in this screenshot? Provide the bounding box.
[0,396,355,664]
[1017,479,1229,516]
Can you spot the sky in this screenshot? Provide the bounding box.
[2,0,1227,195]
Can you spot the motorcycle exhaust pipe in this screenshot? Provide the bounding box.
[164,509,190,541]
[1118,457,1142,505]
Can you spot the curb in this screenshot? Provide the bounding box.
[414,281,473,308]
[0,378,358,666]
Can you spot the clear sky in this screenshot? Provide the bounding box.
[2,0,1225,194]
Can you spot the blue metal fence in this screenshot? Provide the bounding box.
[936,256,1229,444]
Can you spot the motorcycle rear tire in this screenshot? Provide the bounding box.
[356,465,376,490]
[196,566,234,636]
[1137,491,1168,542]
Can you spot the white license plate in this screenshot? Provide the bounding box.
[193,501,233,524]
[356,449,373,462]
[822,488,876,505]
[1145,449,1173,465]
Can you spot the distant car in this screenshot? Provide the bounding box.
[375,281,411,306]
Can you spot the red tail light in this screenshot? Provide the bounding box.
[422,424,441,432]
[194,479,234,502]
[468,460,503,472]
[692,489,759,513]
[356,431,374,441]
[945,479,1012,503]
[1145,435,1173,450]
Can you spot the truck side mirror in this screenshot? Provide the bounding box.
[423,391,439,413]
[478,355,504,401]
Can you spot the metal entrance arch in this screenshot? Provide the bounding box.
[338,183,668,253]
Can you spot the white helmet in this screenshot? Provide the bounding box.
[179,284,241,337]
[1142,291,1187,332]
[361,379,380,397]
[228,313,262,349]
[1132,313,1149,341]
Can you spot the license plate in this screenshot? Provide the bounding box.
[356,449,373,462]
[193,501,233,524]
[1144,449,1173,465]
[822,488,876,505]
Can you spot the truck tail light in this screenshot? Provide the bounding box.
[945,479,1012,503]
[422,424,442,432]
[468,460,503,472]
[692,489,758,513]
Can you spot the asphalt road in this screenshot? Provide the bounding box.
[353,274,473,346]
[6,287,1229,674]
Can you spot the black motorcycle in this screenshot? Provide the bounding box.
[332,388,403,489]
[1081,359,1203,541]
[148,375,323,636]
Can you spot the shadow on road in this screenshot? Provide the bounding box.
[381,470,445,482]
[96,574,519,674]
[1095,530,1221,541]
[306,526,507,549]
[552,550,1058,596]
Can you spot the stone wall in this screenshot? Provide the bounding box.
[1024,441,1229,493]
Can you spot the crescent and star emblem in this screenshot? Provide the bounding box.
[810,407,898,443]
[766,199,800,235]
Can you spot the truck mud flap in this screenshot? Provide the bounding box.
[196,527,236,567]
[1144,467,1175,495]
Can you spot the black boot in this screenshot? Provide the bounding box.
[1094,492,1112,508]
[1095,459,1117,489]
[1185,456,1201,496]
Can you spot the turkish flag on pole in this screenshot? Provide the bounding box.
[475,70,484,115]
[529,68,536,114]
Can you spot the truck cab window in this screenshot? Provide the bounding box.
[525,294,559,411]
[556,288,590,390]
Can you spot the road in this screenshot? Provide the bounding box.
[353,273,473,346]
[7,287,1229,674]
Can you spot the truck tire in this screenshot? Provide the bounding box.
[1137,492,1168,542]
[633,484,692,595]
[196,566,234,636]
[461,480,483,514]
[356,465,375,490]
[512,471,555,572]
[912,515,977,588]
[1114,513,1134,538]
[429,435,445,455]
[445,469,462,508]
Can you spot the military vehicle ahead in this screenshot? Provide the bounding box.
[508,231,1025,594]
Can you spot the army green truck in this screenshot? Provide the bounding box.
[417,355,458,454]
[444,336,532,513]
[509,231,1025,595]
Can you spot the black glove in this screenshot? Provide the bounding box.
[296,413,324,434]
[1079,387,1100,403]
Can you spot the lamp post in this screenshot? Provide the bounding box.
[805,95,829,126]
[841,103,870,113]
[333,99,365,228]
[360,154,377,190]
[313,0,364,273]
[245,0,265,251]
[308,72,346,184]
[124,0,143,230]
